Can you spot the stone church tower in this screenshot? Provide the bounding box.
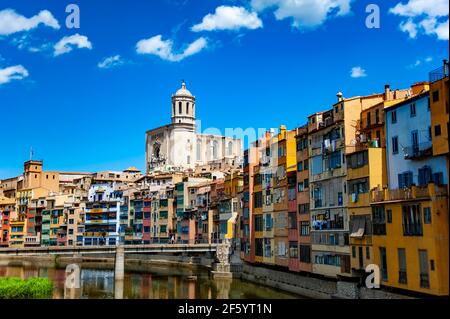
[145,81,242,173]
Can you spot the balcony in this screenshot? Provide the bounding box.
[403,141,432,160]
[370,184,447,203]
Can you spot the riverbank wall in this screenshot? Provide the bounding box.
[233,263,413,299]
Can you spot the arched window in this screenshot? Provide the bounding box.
[227,141,233,156]
[179,102,182,114]
[173,102,175,115]
[212,140,218,160]
[186,102,190,114]
[196,139,202,161]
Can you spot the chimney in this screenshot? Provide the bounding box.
[384,84,391,100]
[337,92,343,102]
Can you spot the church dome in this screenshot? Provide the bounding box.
[174,81,193,97]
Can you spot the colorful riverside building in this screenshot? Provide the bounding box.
[292,125,312,272]
[370,82,449,296]
[253,130,274,264]
[0,197,14,246]
[240,146,259,263]
[347,85,411,278]
[308,90,393,278]
[272,126,297,268]
[84,184,123,246]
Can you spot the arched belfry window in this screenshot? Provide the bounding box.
[179,102,182,114]
[228,141,233,156]
[186,102,190,114]
[173,102,175,115]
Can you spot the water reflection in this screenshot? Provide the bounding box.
[0,265,299,299]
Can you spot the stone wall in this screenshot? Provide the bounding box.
[235,263,414,299]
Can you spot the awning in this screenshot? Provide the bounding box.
[350,216,365,238]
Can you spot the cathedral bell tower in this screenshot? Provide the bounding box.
[171,81,196,126]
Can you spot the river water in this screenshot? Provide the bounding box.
[0,265,301,299]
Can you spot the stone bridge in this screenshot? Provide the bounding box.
[0,242,234,281]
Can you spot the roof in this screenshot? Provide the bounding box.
[174,81,193,97]
[384,91,429,112]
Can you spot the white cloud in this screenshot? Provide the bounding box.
[98,55,125,69]
[399,19,418,38]
[407,56,434,68]
[0,9,60,36]
[136,35,207,62]
[250,0,352,29]
[53,33,93,56]
[0,65,29,85]
[350,66,367,78]
[192,6,263,32]
[390,0,449,40]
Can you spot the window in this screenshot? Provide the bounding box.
[398,248,407,284]
[303,179,309,189]
[68,229,74,235]
[289,242,298,258]
[254,192,262,208]
[410,103,416,117]
[328,151,342,170]
[375,109,380,123]
[347,151,368,169]
[387,209,392,223]
[300,221,310,236]
[186,102,189,114]
[297,182,304,192]
[144,226,150,233]
[391,111,397,124]
[433,172,444,185]
[254,215,263,232]
[367,111,371,127]
[392,136,399,154]
[297,162,303,172]
[298,203,309,214]
[432,90,439,102]
[299,245,311,263]
[398,171,413,188]
[372,206,386,235]
[402,204,423,236]
[423,207,431,224]
[277,241,286,257]
[434,125,441,136]
[419,250,429,288]
[418,166,432,186]
[352,246,356,258]
[366,247,370,259]
[303,159,309,170]
[178,102,182,114]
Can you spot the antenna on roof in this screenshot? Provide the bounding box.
[29,147,34,160]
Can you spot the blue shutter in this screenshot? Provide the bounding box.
[398,174,404,188]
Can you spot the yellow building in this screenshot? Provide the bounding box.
[370,184,448,296]
[370,87,448,296]
[347,147,386,273]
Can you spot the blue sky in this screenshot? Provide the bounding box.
[0,0,448,178]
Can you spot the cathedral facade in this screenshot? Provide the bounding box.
[145,82,242,173]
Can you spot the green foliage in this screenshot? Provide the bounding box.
[0,277,53,299]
